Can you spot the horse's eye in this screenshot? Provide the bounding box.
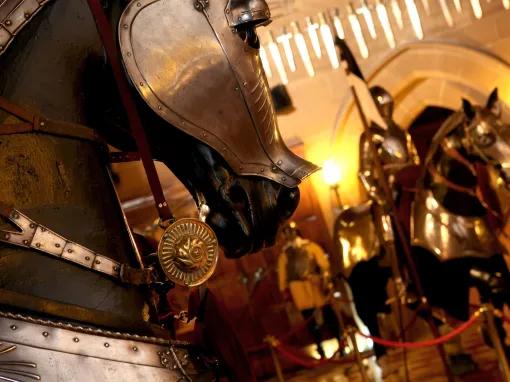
[238,28,260,49]
[474,131,496,147]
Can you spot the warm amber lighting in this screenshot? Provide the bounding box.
[323,159,342,186]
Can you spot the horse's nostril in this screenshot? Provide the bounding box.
[228,183,248,209]
[278,187,300,220]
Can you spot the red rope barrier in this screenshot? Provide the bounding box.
[358,310,481,349]
[272,341,364,368]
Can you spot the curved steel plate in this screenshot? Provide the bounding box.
[118,0,318,187]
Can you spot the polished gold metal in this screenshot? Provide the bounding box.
[157,218,218,287]
[334,202,380,278]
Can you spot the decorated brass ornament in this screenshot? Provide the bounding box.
[157,218,218,287]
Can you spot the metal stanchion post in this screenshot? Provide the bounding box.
[482,304,510,382]
[348,327,370,382]
[265,336,285,382]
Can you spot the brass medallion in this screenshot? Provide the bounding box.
[157,218,218,287]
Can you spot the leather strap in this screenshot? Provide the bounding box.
[86,0,173,223]
[110,151,141,163]
[0,201,154,286]
[0,96,100,142]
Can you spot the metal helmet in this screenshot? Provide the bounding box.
[118,0,318,188]
[370,85,394,121]
[225,0,271,29]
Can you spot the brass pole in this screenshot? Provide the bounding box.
[348,327,370,382]
[265,336,285,382]
[482,304,510,382]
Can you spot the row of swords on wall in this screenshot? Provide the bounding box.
[260,0,506,83]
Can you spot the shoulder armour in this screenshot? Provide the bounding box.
[0,0,51,56]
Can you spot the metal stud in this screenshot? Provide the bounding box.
[113,266,120,272]
[35,243,41,248]
[73,337,79,343]
[23,240,28,245]
[67,249,73,253]
[104,342,110,348]
[132,346,138,351]
[55,243,61,248]
[85,256,90,261]
[42,331,49,337]
[24,12,30,19]
[277,160,283,165]
[10,325,16,330]
[5,20,11,26]
[29,223,35,229]
[95,259,101,265]
[123,24,128,29]
[11,212,19,219]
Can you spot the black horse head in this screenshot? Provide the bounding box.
[98,0,316,257]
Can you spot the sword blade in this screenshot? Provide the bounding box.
[376,1,396,48]
[404,0,424,39]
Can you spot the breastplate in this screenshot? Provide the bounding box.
[379,133,411,174]
[411,190,503,261]
[335,202,380,278]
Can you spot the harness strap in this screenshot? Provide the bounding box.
[0,201,154,286]
[0,96,101,142]
[86,0,174,223]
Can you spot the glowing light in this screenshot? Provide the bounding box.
[331,8,345,38]
[453,0,462,13]
[503,0,510,9]
[318,12,340,69]
[347,4,369,58]
[375,0,396,48]
[421,0,431,15]
[268,31,288,84]
[305,16,322,59]
[259,46,272,78]
[359,0,377,39]
[438,0,454,26]
[290,21,315,77]
[404,0,424,39]
[276,27,296,72]
[390,0,404,29]
[470,0,483,18]
[323,159,342,186]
